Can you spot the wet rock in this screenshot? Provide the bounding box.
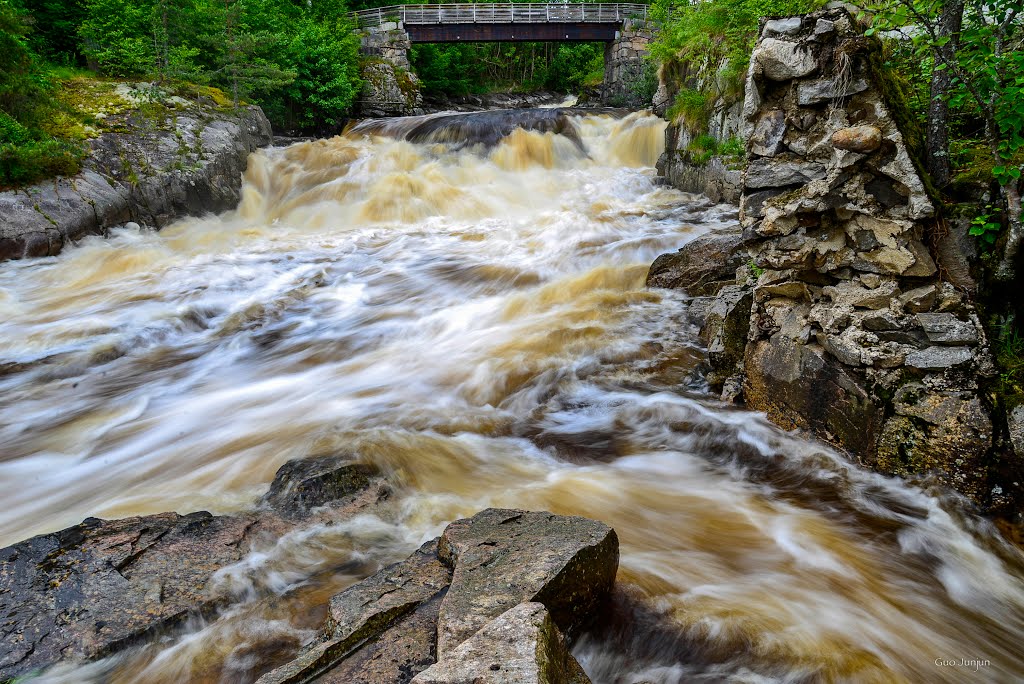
[411,602,591,684]
[876,389,992,500]
[750,109,787,157]
[262,455,380,516]
[257,510,618,684]
[905,346,974,370]
[0,511,292,681]
[744,336,885,457]
[436,509,618,656]
[646,227,745,296]
[745,160,826,189]
[702,284,753,391]
[915,313,978,346]
[831,126,882,153]
[752,38,818,81]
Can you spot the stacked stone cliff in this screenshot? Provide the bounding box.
[738,8,997,504]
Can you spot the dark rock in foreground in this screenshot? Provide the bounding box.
[258,509,618,684]
[0,454,387,682]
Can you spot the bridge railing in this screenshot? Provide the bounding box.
[354,3,650,29]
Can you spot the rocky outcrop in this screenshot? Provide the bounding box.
[602,19,655,108]
[654,61,745,201]
[258,509,618,684]
[649,8,1012,508]
[736,8,998,504]
[357,27,423,117]
[0,102,272,262]
[0,454,389,681]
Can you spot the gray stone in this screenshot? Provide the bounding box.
[0,511,297,682]
[646,227,745,296]
[0,106,272,262]
[899,284,938,313]
[822,279,899,309]
[796,78,869,105]
[1009,405,1024,457]
[764,17,803,36]
[905,346,974,369]
[436,509,618,656]
[753,38,818,81]
[412,603,591,684]
[813,18,836,36]
[745,159,826,189]
[702,284,754,389]
[750,109,787,157]
[915,313,978,346]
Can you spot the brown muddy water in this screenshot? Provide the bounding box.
[1,111,1023,683]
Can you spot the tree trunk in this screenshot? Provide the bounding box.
[925,0,965,188]
[996,182,1024,281]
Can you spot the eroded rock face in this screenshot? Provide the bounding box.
[0,105,271,262]
[412,602,591,684]
[732,8,999,504]
[257,509,619,684]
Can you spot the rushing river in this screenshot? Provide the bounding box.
[2,110,1023,683]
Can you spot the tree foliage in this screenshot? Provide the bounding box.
[864,0,1023,276]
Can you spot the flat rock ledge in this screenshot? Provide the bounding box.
[0,456,388,682]
[257,508,618,684]
[0,102,271,262]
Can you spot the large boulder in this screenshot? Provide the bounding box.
[412,602,591,684]
[436,509,618,656]
[646,227,746,296]
[0,512,288,681]
[257,509,619,684]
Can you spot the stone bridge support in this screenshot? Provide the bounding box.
[357,25,424,117]
[601,19,655,107]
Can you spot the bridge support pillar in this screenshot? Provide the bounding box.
[357,26,424,117]
[602,19,655,108]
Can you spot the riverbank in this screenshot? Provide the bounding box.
[0,81,272,262]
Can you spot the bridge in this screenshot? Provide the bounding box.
[353,3,655,116]
[353,3,651,42]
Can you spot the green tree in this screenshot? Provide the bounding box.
[865,0,1023,278]
[79,0,154,76]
